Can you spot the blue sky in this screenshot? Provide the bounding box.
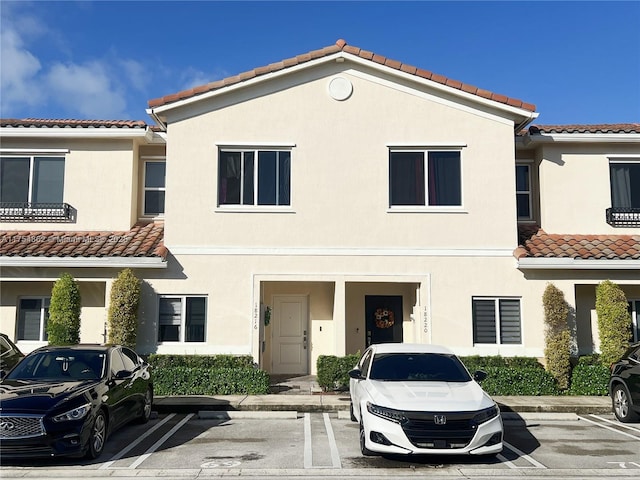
[1,1,639,125]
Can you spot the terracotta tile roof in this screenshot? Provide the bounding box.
[148,39,536,113]
[528,124,640,134]
[516,227,640,260]
[0,118,148,129]
[0,222,167,260]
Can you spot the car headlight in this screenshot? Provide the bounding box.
[471,405,499,425]
[52,403,91,422]
[367,402,406,424]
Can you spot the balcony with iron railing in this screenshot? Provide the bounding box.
[606,207,640,227]
[0,203,74,222]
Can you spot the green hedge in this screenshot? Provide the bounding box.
[460,355,543,372]
[478,367,560,396]
[568,357,609,396]
[317,353,360,391]
[148,355,269,395]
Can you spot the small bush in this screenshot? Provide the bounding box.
[596,280,631,367]
[543,283,571,390]
[568,358,609,396]
[460,356,543,373]
[479,367,560,396]
[153,366,270,395]
[317,353,360,391]
[107,269,141,349]
[48,273,81,345]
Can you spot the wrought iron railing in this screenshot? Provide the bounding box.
[0,202,73,222]
[606,207,640,227]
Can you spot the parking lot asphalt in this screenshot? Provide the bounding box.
[153,393,613,415]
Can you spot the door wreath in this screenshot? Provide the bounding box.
[374,307,395,329]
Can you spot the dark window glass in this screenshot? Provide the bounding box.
[472,299,497,344]
[0,157,30,203]
[110,350,126,376]
[610,162,640,208]
[278,151,291,206]
[499,299,522,344]
[389,152,425,206]
[33,157,65,203]
[258,151,277,205]
[219,152,242,205]
[145,162,166,188]
[243,152,255,205]
[428,151,461,206]
[159,298,181,342]
[186,297,206,342]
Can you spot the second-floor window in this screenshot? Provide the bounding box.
[516,164,532,220]
[610,159,640,209]
[0,156,65,205]
[218,149,291,207]
[389,150,461,207]
[143,161,166,216]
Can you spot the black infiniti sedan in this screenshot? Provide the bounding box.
[609,342,640,423]
[0,344,153,459]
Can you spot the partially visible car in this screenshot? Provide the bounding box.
[0,344,153,459]
[608,342,640,423]
[349,343,502,457]
[0,333,24,378]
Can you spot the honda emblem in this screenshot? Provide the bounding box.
[434,415,447,425]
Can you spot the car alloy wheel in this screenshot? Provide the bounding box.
[359,420,374,456]
[612,384,639,423]
[86,410,107,459]
[138,388,153,424]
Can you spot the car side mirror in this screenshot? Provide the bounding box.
[115,370,133,379]
[473,370,487,382]
[348,368,363,380]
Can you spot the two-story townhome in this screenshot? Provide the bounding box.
[1,40,638,374]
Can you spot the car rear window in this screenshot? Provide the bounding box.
[369,352,471,382]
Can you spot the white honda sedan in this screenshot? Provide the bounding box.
[349,343,503,457]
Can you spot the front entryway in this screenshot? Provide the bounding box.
[365,295,403,346]
[272,295,309,374]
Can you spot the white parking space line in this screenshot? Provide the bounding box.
[501,440,546,469]
[580,415,640,440]
[128,413,194,469]
[303,413,313,469]
[100,413,176,469]
[588,414,640,434]
[323,413,342,469]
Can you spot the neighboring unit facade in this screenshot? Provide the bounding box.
[1,40,638,374]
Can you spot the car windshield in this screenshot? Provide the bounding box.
[369,352,471,382]
[5,349,106,381]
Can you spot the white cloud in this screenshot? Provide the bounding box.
[45,62,127,118]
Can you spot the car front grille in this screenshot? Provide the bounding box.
[401,411,476,449]
[0,415,45,439]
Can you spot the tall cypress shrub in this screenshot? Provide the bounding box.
[107,268,141,349]
[596,280,631,366]
[48,273,82,345]
[542,283,571,390]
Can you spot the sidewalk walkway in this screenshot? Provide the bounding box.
[153,374,613,415]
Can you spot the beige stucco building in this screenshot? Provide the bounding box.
[1,40,639,374]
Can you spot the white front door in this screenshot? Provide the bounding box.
[272,295,309,374]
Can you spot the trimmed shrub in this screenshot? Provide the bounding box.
[47,273,81,345]
[148,354,255,369]
[596,280,631,367]
[479,367,560,396]
[153,366,270,395]
[542,283,571,390]
[568,359,609,396]
[107,268,141,349]
[460,356,543,373]
[148,354,269,395]
[317,353,360,391]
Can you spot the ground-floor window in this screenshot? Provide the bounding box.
[158,296,206,343]
[629,300,640,342]
[472,297,522,345]
[17,297,50,341]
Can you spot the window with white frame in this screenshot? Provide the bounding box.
[218,149,291,207]
[609,158,640,209]
[0,155,65,204]
[389,150,461,207]
[472,297,522,345]
[158,296,206,343]
[143,160,166,216]
[629,300,640,343]
[17,297,50,341]
[516,163,532,220]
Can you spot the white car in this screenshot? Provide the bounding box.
[349,343,503,457]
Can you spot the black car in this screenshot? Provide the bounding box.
[0,344,153,459]
[0,333,25,378]
[608,342,640,423]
